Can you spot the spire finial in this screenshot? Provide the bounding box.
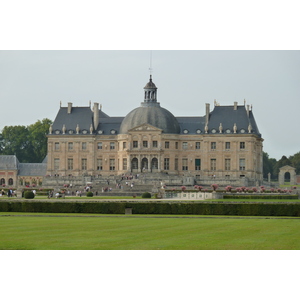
[149,50,153,77]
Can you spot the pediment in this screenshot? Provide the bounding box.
[279,165,296,171]
[128,123,162,132]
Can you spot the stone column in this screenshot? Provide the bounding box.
[158,155,161,172]
[127,154,131,172]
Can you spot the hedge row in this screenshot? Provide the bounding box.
[223,195,298,200]
[1,201,300,216]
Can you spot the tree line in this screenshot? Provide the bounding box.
[263,151,300,180]
[0,119,52,163]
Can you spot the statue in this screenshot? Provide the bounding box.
[205,123,208,133]
[219,123,223,133]
[49,124,53,134]
[90,124,93,134]
[248,123,252,133]
[233,123,237,133]
[76,124,80,134]
[62,124,66,134]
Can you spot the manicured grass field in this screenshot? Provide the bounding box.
[1,213,299,250]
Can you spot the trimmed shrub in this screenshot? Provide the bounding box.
[223,194,298,200]
[142,192,152,198]
[86,192,93,197]
[211,184,219,191]
[24,191,35,199]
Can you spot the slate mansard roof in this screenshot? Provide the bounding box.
[50,76,261,137]
[51,105,124,135]
[0,155,47,176]
[205,105,261,136]
[50,103,261,137]
[0,155,19,170]
[18,163,47,176]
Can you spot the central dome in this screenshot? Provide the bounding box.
[120,104,181,134]
[119,76,180,134]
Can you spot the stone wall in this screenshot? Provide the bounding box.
[165,191,223,200]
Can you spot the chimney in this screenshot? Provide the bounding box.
[205,103,210,124]
[234,102,238,111]
[67,102,72,114]
[93,102,99,130]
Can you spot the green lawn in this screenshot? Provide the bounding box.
[1,213,299,250]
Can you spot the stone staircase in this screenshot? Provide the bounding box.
[42,172,267,196]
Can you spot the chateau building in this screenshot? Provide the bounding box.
[0,155,47,188]
[46,76,264,183]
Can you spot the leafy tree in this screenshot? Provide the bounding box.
[0,118,52,163]
[289,152,300,175]
[27,118,52,162]
[263,152,277,180]
[0,125,32,162]
[273,155,292,176]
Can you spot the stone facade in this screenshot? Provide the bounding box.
[279,165,297,185]
[47,124,263,181]
[46,76,264,185]
[0,155,47,189]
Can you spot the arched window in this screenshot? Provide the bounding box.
[0,178,5,185]
[284,172,291,183]
[141,158,148,170]
[8,178,13,185]
[131,158,138,170]
[152,158,158,170]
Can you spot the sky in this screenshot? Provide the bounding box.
[0,50,299,160]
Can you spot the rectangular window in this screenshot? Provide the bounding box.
[164,158,170,170]
[240,142,245,149]
[110,142,115,150]
[152,141,158,148]
[97,159,103,170]
[225,158,231,171]
[82,142,87,150]
[195,159,201,170]
[175,142,178,149]
[54,158,60,170]
[54,142,60,150]
[225,142,230,150]
[211,142,216,150]
[165,141,169,149]
[210,159,216,171]
[97,142,102,150]
[123,158,127,170]
[143,141,148,148]
[81,158,87,170]
[239,158,246,170]
[68,142,73,151]
[175,158,178,171]
[182,142,188,150]
[195,142,200,150]
[123,142,126,149]
[182,158,188,171]
[133,141,138,148]
[67,158,73,170]
[110,159,115,171]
